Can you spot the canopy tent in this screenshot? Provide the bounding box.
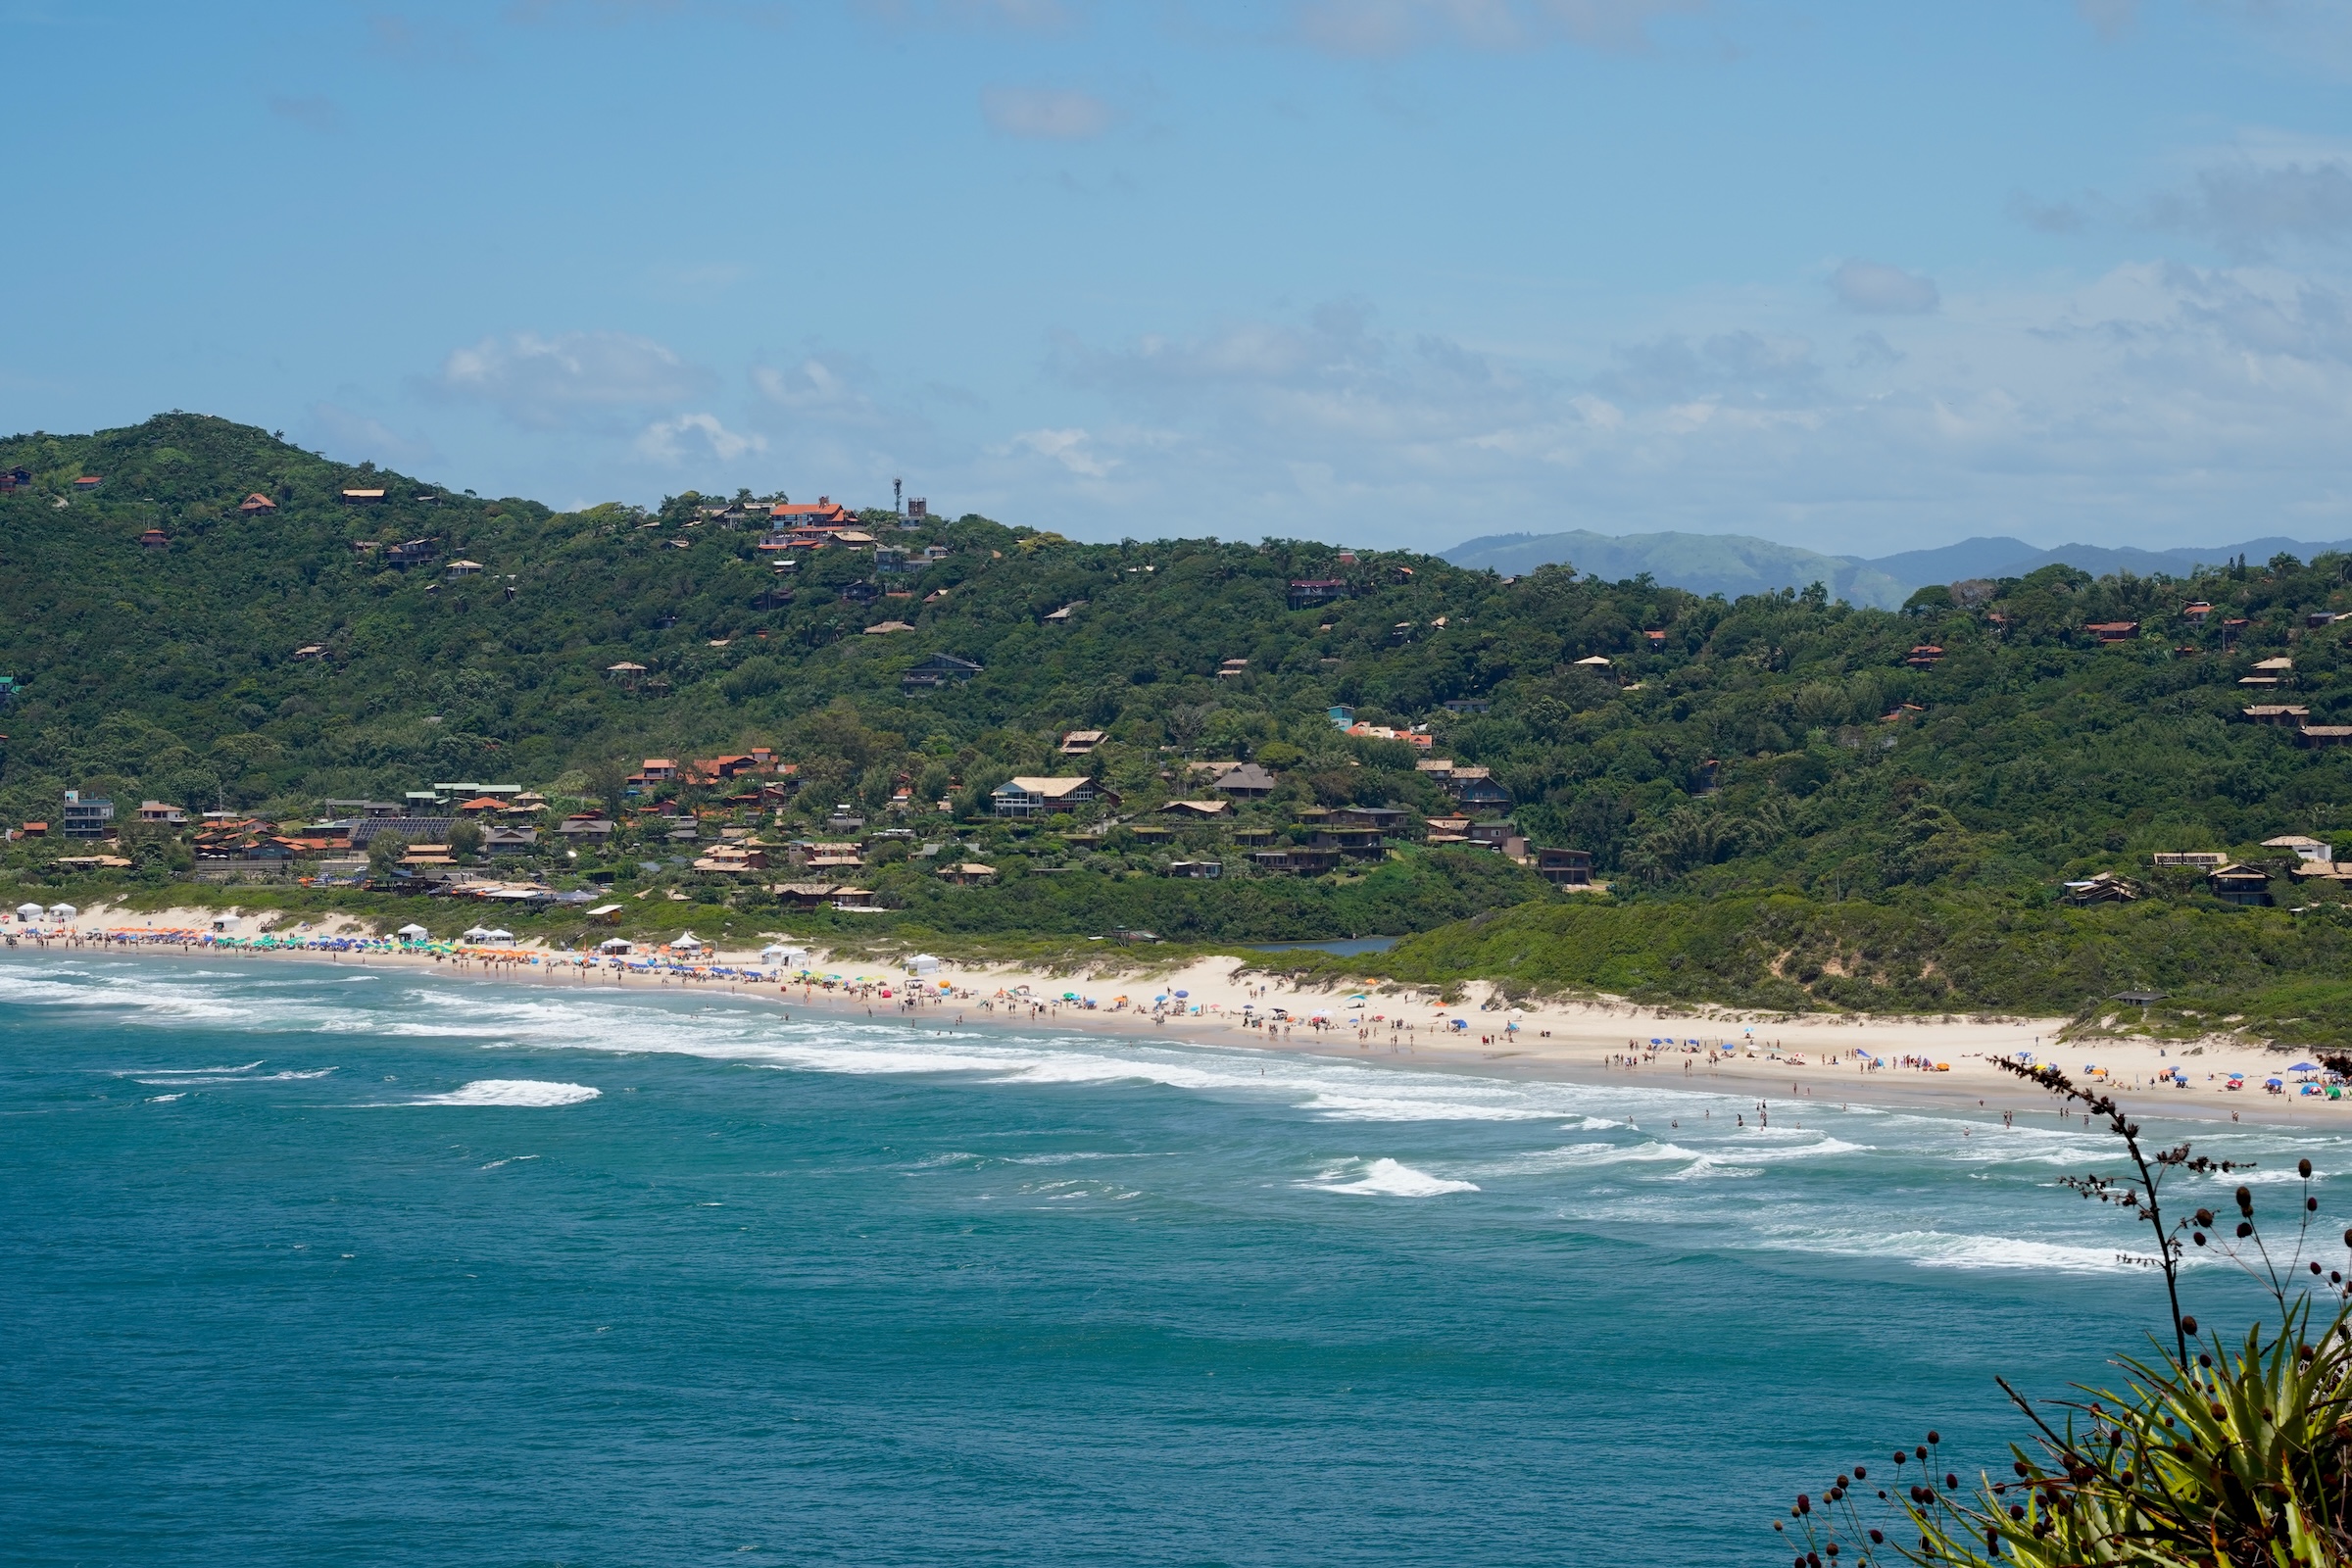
[15,902,44,920]
[670,932,707,951]
[480,928,514,943]
[907,954,941,974]
[761,944,808,964]
[47,903,76,919]
[462,926,493,942]
[395,923,430,940]
[598,938,635,953]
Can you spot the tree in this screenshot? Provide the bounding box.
[446,820,483,860]
[367,834,407,877]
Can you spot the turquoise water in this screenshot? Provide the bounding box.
[2,953,2337,1566]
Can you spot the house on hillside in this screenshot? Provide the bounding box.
[1250,847,1341,876]
[1209,763,1277,800]
[2086,621,2139,643]
[239,493,276,514]
[937,862,997,886]
[863,619,914,635]
[769,498,856,529]
[902,653,982,691]
[1446,766,1512,808]
[1535,848,1593,887]
[2300,725,2352,748]
[991,777,1115,818]
[2209,863,2272,906]
[2061,871,2143,906]
[483,826,537,855]
[1287,578,1348,609]
[1059,730,1104,757]
[137,801,188,826]
[61,791,114,839]
[341,488,386,504]
[1158,800,1228,819]
[2242,705,2310,727]
[72,475,102,492]
[0,466,30,491]
[2262,835,2333,863]
[138,529,169,550]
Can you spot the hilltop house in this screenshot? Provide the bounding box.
[239,493,276,514]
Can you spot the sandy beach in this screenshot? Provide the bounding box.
[16,902,2340,1129]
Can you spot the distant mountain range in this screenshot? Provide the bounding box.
[1441,530,2352,612]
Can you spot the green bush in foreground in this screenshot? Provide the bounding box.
[1779,1059,2352,1567]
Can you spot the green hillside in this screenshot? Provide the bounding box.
[6,414,2352,1038]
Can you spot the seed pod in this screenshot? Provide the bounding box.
[2180,1314,2198,1335]
[2302,1158,2315,1179]
[2238,1221,2254,1239]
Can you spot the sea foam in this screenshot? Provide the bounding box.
[1304,1157,1480,1197]
[405,1080,600,1108]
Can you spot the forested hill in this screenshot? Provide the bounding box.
[8,413,2352,1033]
[4,413,2351,900]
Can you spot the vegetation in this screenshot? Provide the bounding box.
[1781,1058,2352,1567]
[7,414,2352,1033]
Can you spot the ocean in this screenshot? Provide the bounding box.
[1,952,2336,1566]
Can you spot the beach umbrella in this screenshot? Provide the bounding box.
[2267,1077,2285,1088]
[1174,990,1189,999]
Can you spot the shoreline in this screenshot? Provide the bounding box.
[11,903,2341,1131]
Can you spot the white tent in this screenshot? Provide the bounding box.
[481,928,514,943]
[46,903,76,919]
[395,923,430,940]
[16,902,44,921]
[907,953,941,975]
[462,926,493,942]
[598,938,635,954]
[211,914,234,931]
[760,943,808,963]
[670,931,706,951]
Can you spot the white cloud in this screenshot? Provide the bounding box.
[1008,263,2352,555]
[980,85,1114,139]
[435,330,712,427]
[2150,158,2352,256]
[1290,0,1702,56]
[1011,426,1118,475]
[305,402,440,468]
[636,413,767,464]
[1829,259,1940,315]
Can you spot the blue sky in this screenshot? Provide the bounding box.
[11,1,2352,556]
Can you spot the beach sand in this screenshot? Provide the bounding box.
[19,902,2336,1129]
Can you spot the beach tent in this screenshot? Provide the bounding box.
[47,903,75,919]
[15,902,42,921]
[462,926,493,942]
[907,954,941,975]
[2291,1061,2322,1074]
[671,932,706,951]
[481,928,514,943]
[760,944,808,965]
[396,923,430,940]
[599,938,634,953]
[211,914,234,932]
